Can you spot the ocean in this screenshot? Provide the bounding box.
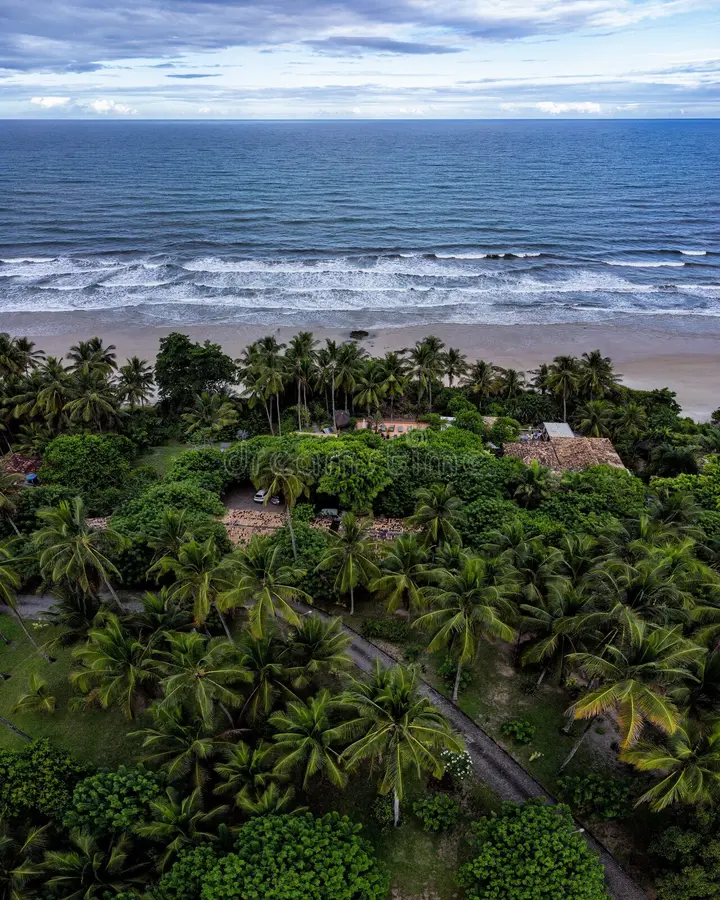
[1,119,718,330]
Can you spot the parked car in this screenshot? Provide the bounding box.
[254,489,281,505]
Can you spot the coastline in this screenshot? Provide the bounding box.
[4,313,720,420]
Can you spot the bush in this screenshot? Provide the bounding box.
[487,417,521,444]
[64,765,164,835]
[501,719,536,745]
[413,794,461,832]
[201,813,389,900]
[361,617,413,644]
[9,485,74,535]
[650,808,720,900]
[165,448,230,494]
[0,739,87,821]
[440,749,474,784]
[459,800,608,900]
[156,843,221,900]
[371,796,395,829]
[557,773,633,821]
[438,656,474,691]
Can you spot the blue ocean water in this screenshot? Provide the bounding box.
[0,119,718,329]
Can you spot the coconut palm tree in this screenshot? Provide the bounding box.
[370,534,428,615]
[463,359,499,401]
[41,831,148,900]
[378,351,409,418]
[0,818,50,900]
[269,689,348,789]
[11,673,57,715]
[323,338,340,426]
[613,401,648,443]
[562,621,703,769]
[622,718,720,811]
[287,615,352,686]
[124,589,193,642]
[237,782,301,817]
[530,362,551,395]
[408,484,463,548]
[11,337,45,375]
[0,542,53,662]
[415,554,516,700]
[254,339,287,435]
[218,537,309,638]
[407,339,444,411]
[67,337,118,374]
[286,332,318,431]
[577,399,614,438]
[27,357,73,431]
[155,632,249,727]
[147,509,197,564]
[316,513,379,616]
[135,788,226,871]
[579,350,619,400]
[237,630,300,723]
[150,537,229,631]
[213,741,278,809]
[547,355,580,422]
[182,393,238,442]
[65,369,124,432]
[117,356,154,409]
[513,460,554,509]
[335,342,365,414]
[650,444,701,478]
[253,448,312,562]
[33,497,126,602]
[71,612,159,719]
[499,368,526,400]
[354,362,387,417]
[340,662,462,826]
[0,471,23,536]
[443,348,468,388]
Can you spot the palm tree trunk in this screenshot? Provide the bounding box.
[10,607,53,662]
[218,609,235,644]
[9,518,20,537]
[563,388,568,423]
[331,372,336,428]
[277,394,282,436]
[536,666,548,687]
[393,789,401,827]
[559,716,596,771]
[265,400,274,436]
[429,381,433,412]
[0,715,32,742]
[297,381,302,432]
[288,513,298,563]
[452,660,462,702]
[103,578,121,608]
[349,583,354,616]
[0,626,11,644]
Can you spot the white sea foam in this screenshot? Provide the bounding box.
[0,257,56,264]
[604,261,686,268]
[680,250,708,256]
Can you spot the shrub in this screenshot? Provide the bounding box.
[0,739,86,821]
[649,808,720,900]
[487,417,521,444]
[156,843,221,900]
[201,813,389,900]
[438,656,474,691]
[165,448,230,494]
[557,773,633,821]
[453,409,486,436]
[459,800,608,900]
[501,719,536,745]
[65,765,164,834]
[371,796,395,829]
[440,749,474,784]
[361,617,413,644]
[413,794,461,832]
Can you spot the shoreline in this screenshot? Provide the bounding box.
[4,313,720,420]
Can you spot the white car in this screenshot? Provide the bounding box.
[254,489,281,505]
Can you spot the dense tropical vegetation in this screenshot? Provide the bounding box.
[3,329,720,898]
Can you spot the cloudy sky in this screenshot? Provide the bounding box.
[1,0,718,118]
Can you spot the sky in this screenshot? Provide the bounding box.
[1,0,719,118]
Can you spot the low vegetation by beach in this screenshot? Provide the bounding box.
[2,328,720,900]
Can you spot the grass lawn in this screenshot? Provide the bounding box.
[135,441,193,476]
[0,613,140,768]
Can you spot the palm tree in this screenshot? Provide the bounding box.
[182,393,238,442]
[147,509,197,564]
[71,612,159,719]
[407,338,444,411]
[124,589,193,642]
[131,704,228,789]
[33,497,126,602]
[499,368,526,399]
[370,534,428,615]
[335,342,365,413]
[237,630,300,723]
[41,831,148,900]
[155,632,249,726]
[415,554,516,700]
[0,471,23,536]
[12,673,57,714]
[218,537,309,638]
[530,362,551,395]
[323,339,340,426]
[354,362,387,417]
[65,369,123,432]
[288,615,352,686]
[237,782,301,817]
[0,818,50,900]
[253,448,312,561]
[26,357,73,431]
[622,718,720,811]
[11,337,45,375]
[67,337,118,374]
[135,788,226,871]
[577,399,614,438]
[316,513,379,616]
[579,350,619,399]
[151,538,229,631]
[340,662,462,826]
[286,332,318,431]
[269,689,348,789]
[562,621,703,769]
[463,360,499,401]
[513,460,554,509]
[408,484,463,548]
[378,351,409,418]
[117,356,154,409]
[0,542,53,662]
[651,444,700,477]
[613,401,648,443]
[547,355,580,422]
[443,348,468,388]
[213,741,278,809]
[255,341,287,436]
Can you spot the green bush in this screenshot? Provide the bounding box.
[361,617,413,644]
[501,719,536,745]
[165,448,230,494]
[156,843,221,900]
[650,808,720,900]
[371,796,395,829]
[557,773,633,820]
[201,813,389,900]
[438,656,474,691]
[440,749,474,784]
[412,794,461,832]
[64,765,164,835]
[0,739,87,821]
[487,417,521,444]
[459,800,608,899]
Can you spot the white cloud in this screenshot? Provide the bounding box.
[30,96,70,108]
[616,103,639,110]
[535,101,603,114]
[86,99,137,115]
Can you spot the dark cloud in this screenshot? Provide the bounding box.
[305,36,461,56]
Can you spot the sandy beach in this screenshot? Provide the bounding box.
[3,313,719,421]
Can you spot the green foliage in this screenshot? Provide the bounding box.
[459,498,519,548]
[557,773,633,820]
[459,800,608,900]
[64,765,164,835]
[8,485,74,535]
[165,448,230,494]
[201,813,389,900]
[155,332,237,413]
[371,795,395,829]
[438,656,474,691]
[361,617,413,644]
[155,843,221,900]
[440,749,474,784]
[412,793,461,832]
[501,719,536,745]
[487,417,521,444]
[650,808,720,900]
[0,739,86,821]
[453,408,486,435]
[318,444,391,511]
